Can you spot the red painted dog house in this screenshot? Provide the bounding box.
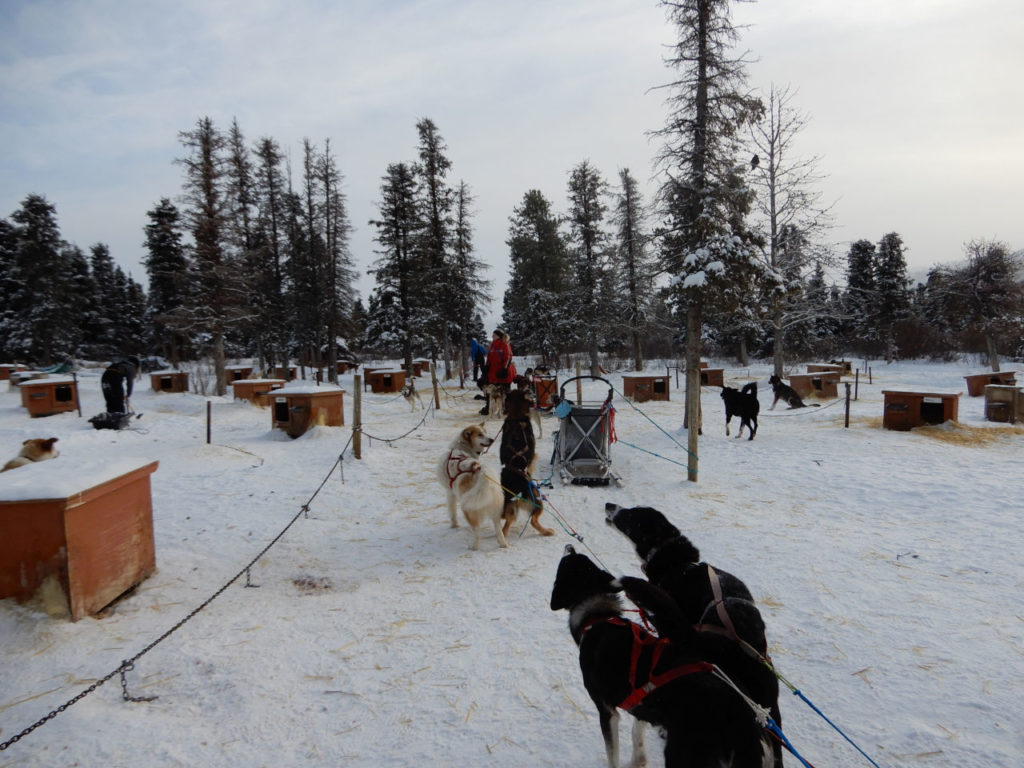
[0,459,158,620]
[19,377,79,417]
[882,390,959,431]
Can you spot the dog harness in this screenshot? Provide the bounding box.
[582,617,713,712]
[695,564,770,664]
[444,451,481,489]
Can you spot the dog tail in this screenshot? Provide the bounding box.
[741,382,757,396]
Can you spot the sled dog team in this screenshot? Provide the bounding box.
[439,403,782,766]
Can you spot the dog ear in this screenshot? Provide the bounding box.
[43,437,59,449]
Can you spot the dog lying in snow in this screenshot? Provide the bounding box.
[2,437,60,472]
[550,544,773,768]
[436,423,506,550]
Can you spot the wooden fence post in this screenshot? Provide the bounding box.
[432,363,440,410]
[844,382,851,428]
[353,375,362,459]
[206,400,212,444]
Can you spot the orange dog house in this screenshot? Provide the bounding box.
[150,370,189,393]
[623,373,670,402]
[231,378,286,405]
[0,459,158,620]
[699,368,724,387]
[365,369,406,394]
[964,370,1017,397]
[789,372,840,399]
[19,377,79,417]
[882,390,959,431]
[271,386,345,438]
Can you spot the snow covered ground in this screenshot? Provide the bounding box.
[0,358,1021,767]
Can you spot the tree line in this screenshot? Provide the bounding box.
[3,1,1022,385]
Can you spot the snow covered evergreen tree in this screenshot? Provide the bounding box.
[143,198,191,364]
[566,160,610,375]
[873,232,910,362]
[843,238,877,355]
[502,190,573,362]
[652,0,764,480]
[368,162,426,370]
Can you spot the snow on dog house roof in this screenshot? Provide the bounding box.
[0,457,158,502]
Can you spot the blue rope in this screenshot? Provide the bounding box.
[766,719,816,768]
[611,386,698,461]
[786,685,885,768]
[617,439,691,469]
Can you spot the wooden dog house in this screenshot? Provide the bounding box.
[365,368,406,394]
[226,365,253,381]
[789,372,840,399]
[964,370,1017,397]
[807,363,845,376]
[19,377,79,417]
[0,364,28,381]
[882,390,959,431]
[150,370,189,393]
[699,368,724,387]
[984,384,1024,424]
[0,459,158,621]
[623,373,671,402]
[272,386,345,438]
[272,366,298,381]
[231,378,286,406]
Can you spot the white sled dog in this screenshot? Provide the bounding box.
[436,423,507,550]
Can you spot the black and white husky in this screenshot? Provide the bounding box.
[550,545,772,768]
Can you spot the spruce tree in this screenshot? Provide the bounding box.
[873,232,910,362]
[251,137,290,372]
[502,190,572,362]
[609,168,654,370]
[368,162,425,371]
[843,239,877,355]
[143,198,190,364]
[653,0,764,480]
[566,160,610,375]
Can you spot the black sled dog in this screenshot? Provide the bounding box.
[720,382,759,440]
[605,503,785,767]
[550,545,772,768]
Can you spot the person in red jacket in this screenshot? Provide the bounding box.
[480,329,516,415]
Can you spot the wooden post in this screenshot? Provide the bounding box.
[869,367,873,385]
[72,371,82,417]
[854,369,860,400]
[576,361,583,403]
[431,363,440,410]
[206,400,212,444]
[353,375,362,459]
[844,382,851,428]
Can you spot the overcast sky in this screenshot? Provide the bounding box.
[2,0,1022,326]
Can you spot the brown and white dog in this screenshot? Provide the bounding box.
[2,437,60,472]
[483,383,505,420]
[436,423,507,550]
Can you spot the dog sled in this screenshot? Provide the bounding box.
[552,375,621,486]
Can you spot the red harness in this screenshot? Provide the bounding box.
[445,451,481,489]
[582,617,713,712]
